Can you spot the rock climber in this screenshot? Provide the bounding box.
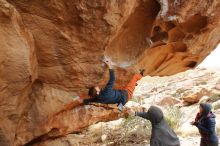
[128,105,180,146]
[83,59,144,111]
[190,103,219,146]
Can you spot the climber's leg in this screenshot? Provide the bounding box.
[124,73,143,101]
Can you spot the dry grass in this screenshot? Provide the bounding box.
[75,116,152,146]
[164,107,182,130]
[209,93,220,102]
[104,116,151,145]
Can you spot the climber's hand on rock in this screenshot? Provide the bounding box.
[104,60,113,69]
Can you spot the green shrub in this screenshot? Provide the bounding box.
[209,93,220,102]
[107,116,151,145]
[171,93,180,98]
[131,97,138,102]
[164,107,181,130]
[123,116,151,136]
[195,81,207,86]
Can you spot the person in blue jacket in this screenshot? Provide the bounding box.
[83,60,144,111]
[191,103,219,146]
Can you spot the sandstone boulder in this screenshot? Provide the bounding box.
[182,88,211,103]
[0,0,220,145]
[157,96,181,106]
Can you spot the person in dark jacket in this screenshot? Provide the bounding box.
[83,60,144,110]
[129,105,180,146]
[191,103,219,146]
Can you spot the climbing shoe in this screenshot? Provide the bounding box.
[118,103,124,112]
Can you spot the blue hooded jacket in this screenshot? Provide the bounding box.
[195,103,219,142]
[84,69,127,105]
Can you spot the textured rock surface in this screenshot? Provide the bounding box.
[0,0,220,145]
[26,69,220,146]
[132,68,220,139]
[0,1,37,146]
[23,103,125,146]
[134,68,220,104]
[182,88,211,103]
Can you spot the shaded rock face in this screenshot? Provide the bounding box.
[6,0,139,93]
[105,0,160,66]
[0,0,220,145]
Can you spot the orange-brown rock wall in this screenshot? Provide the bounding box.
[0,0,219,145]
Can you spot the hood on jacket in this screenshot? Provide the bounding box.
[200,103,212,118]
[146,105,164,124]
